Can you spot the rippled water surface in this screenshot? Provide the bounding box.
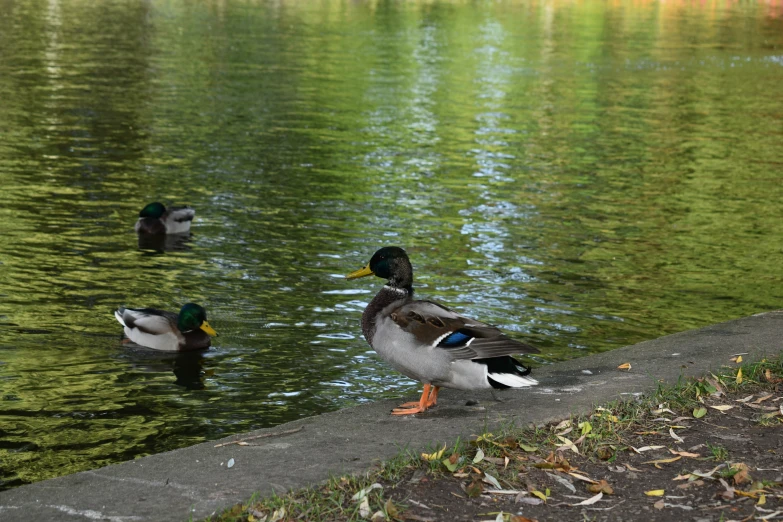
[1,0,782,489]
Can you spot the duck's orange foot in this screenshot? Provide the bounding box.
[389,384,441,416]
[391,405,429,415]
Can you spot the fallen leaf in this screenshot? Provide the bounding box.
[371,510,386,522]
[510,516,539,522]
[359,497,371,518]
[736,368,743,384]
[653,499,665,510]
[669,449,700,458]
[587,479,614,495]
[546,472,576,493]
[710,405,735,413]
[466,479,484,498]
[677,479,705,490]
[385,498,398,518]
[617,362,631,370]
[483,472,503,490]
[759,494,767,505]
[643,456,681,469]
[625,463,643,472]
[473,448,484,464]
[693,407,707,419]
[442,454,460,472]
[516,496,543,506]
[519,443,538,452]
[731,355,743,363]
[555,435,579,455]
[530,490,548,502]
[268,508,286,522]
[352,483,383,501]
[421,444,446,461]
[669,427,684,443]
[571,492,603,506]
[732,463,751,485]
[632,445,665,453]
[568,472,599,484]
[578,421,592,436]
[596,447,613,460]
[754,394,774,404]
[645,489,665,496]
[735,394,754,403]
[554,419,571,431]
[556,426,573,436]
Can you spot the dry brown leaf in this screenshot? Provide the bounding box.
[732,464,751,485]
[510,516,539,522]
[587,479,614,495]
[754,394,775,404]
[568,471,599,484]
[709,405,735,413]
[617,362,632,370]
[653,499,665,510]
[625,463,643,472]
[643,456,681,469]
[676,479,704,490]
[669,428,685,443]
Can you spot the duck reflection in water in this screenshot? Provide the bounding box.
[120,349,211,390]
[137,232,193,253]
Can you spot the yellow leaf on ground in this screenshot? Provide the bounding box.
[643,456,681,469]
[645,489,665,496]
[736,368,743,384]
[710,405,735,413]
[531,490,548,502]
[758,494,767,505]
[421,444,446,461]
[617,362,631,370]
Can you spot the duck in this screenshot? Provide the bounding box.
[114,303,217,352]
[346,246,539,415]
[135,202,195,235]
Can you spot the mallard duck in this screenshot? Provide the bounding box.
[114,303,217,352]
[135,202,195,235]
[346,246,538,415]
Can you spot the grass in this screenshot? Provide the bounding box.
[205,355,783,522]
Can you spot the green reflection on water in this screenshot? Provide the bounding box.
[0,0,782,489]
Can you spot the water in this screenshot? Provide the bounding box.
[1,0,782,490]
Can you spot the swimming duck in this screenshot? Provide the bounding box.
[114,303,217,352]
[346,247,539,415]
[135,202,195,235]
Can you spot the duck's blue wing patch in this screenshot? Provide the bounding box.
[438,330,473,347]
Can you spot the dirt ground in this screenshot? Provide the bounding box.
[382,384,783,522]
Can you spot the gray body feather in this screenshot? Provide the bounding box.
[363,287,538,391]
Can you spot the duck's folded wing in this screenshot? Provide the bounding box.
[390,300,539,360]
[116,307,178,334]
[167,206,195,223]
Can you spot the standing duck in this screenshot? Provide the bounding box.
[114,303,217,352]
[135,202,195,235]
[346,246,538,415]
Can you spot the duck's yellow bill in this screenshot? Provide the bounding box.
[346,265,374,280]
[200,321,218,336]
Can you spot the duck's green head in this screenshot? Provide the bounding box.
[139,202,167,219]
[178,303,217,336]
[346,246,413,289]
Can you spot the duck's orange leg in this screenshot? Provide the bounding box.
[392,384,440,415]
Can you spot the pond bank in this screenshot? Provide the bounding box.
[1,311,781,522]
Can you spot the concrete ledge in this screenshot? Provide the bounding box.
[1,311,781,521]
